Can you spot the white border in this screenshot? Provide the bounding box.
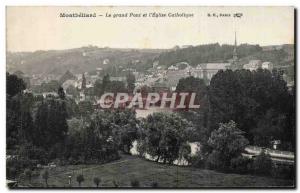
[0,0,298,193]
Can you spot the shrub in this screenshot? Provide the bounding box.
[24,168,32,183]
[230,156,252,174]
[150,181,158,187]
[7,167,17,179]
[272,165,295,179]
[112,179,119,187]
[205,151,226,170]
[41,170,49,187]
[253,151,272,176]
[189,150,206,168]
[130,179,140,187]
[76,174,85,187]
[93,177,101,187]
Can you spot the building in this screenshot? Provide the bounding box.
[232,31,238,65]
[243,60,262,71]
[193,63,230,81]
[62,79,78,90]
[262,61,274,71]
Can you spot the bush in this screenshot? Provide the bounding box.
[76,174,85,187]
[253,152,272,176]
[205,151,226,170]
[272,165,295,179]
[150,181,158,187]
[7,167,17,179]
[93,177,101,187]
[130,179,140,187]
[230,156,252,174]
[189,151,206,168]
[24,168,32,183]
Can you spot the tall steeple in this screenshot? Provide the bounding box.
[232,30,238,67]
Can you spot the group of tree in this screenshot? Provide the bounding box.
[137,113,195,164]
[208,68,294,150]
[93,73,135,96]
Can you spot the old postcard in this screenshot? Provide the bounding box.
[6,6,295,188]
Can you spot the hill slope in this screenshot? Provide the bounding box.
[21,155,294,188]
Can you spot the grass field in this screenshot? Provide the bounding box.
[22,154,294,188]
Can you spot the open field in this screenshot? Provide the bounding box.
[20,155,294,188]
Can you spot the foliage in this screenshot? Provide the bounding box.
[158,43,262,67]
[207,121,249,170]
[57,86,66,99]
[93,177,101,187]
[230,156,252,174]
[41,170,49,187]
[76,174,85,186]
[77,101,94,118]
[150,181,159,187]
[138,112,194,164]
[24,168,32,183]
[272,165,295,180]
[66,85,79,97]
[32,80,60,93]
[33,98,68,150]
[176,76,209,143]
[6,73,26,97]
[253,152,273,176]
[208,69,293,150]
[6,73,34,150]
[126,72,136,93]
[130,179,140,187]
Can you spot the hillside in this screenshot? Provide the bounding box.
[6,47,165,75]
[7,44,294,76]
[19,155,294,188]
[157,43,294,68]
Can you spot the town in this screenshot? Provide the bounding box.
[6,35,295,188]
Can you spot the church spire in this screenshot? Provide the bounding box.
[232,30,238,65]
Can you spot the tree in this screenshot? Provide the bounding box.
[81,73,86,90]
[253,151,272,176]
[66,85,79,97]
[24,168,32,183]
[76,174,84,187]
[151,181,158,187]
[126,72,136,93]
[176,76,209,143]
[42,170,49,187]
[7,73,34,149]
[77,101,94,118]
[57,86,65,100]
[138,113,194,164]
[33,99,68,150]
[102,74,110,91]
[6,73,26,97]
[111,109,139,153]
[130,179,140,187]
[106,81,127,93]
[93,79,103,96]
[208,69,291,147]
[207,120,249,170]
[252,109,286,147]
[93,177,101,187]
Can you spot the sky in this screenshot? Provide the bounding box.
[6,6,294,52]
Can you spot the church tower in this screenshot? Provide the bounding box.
[232,31,238,65]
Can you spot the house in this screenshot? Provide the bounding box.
[262,61,274,71]
[193,63,230,81]
[62,79,78,90]
[167,65,179,70]
[42,92,58,98]
[243,60,262,71]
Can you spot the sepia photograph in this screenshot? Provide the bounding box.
[6,6,295,188]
